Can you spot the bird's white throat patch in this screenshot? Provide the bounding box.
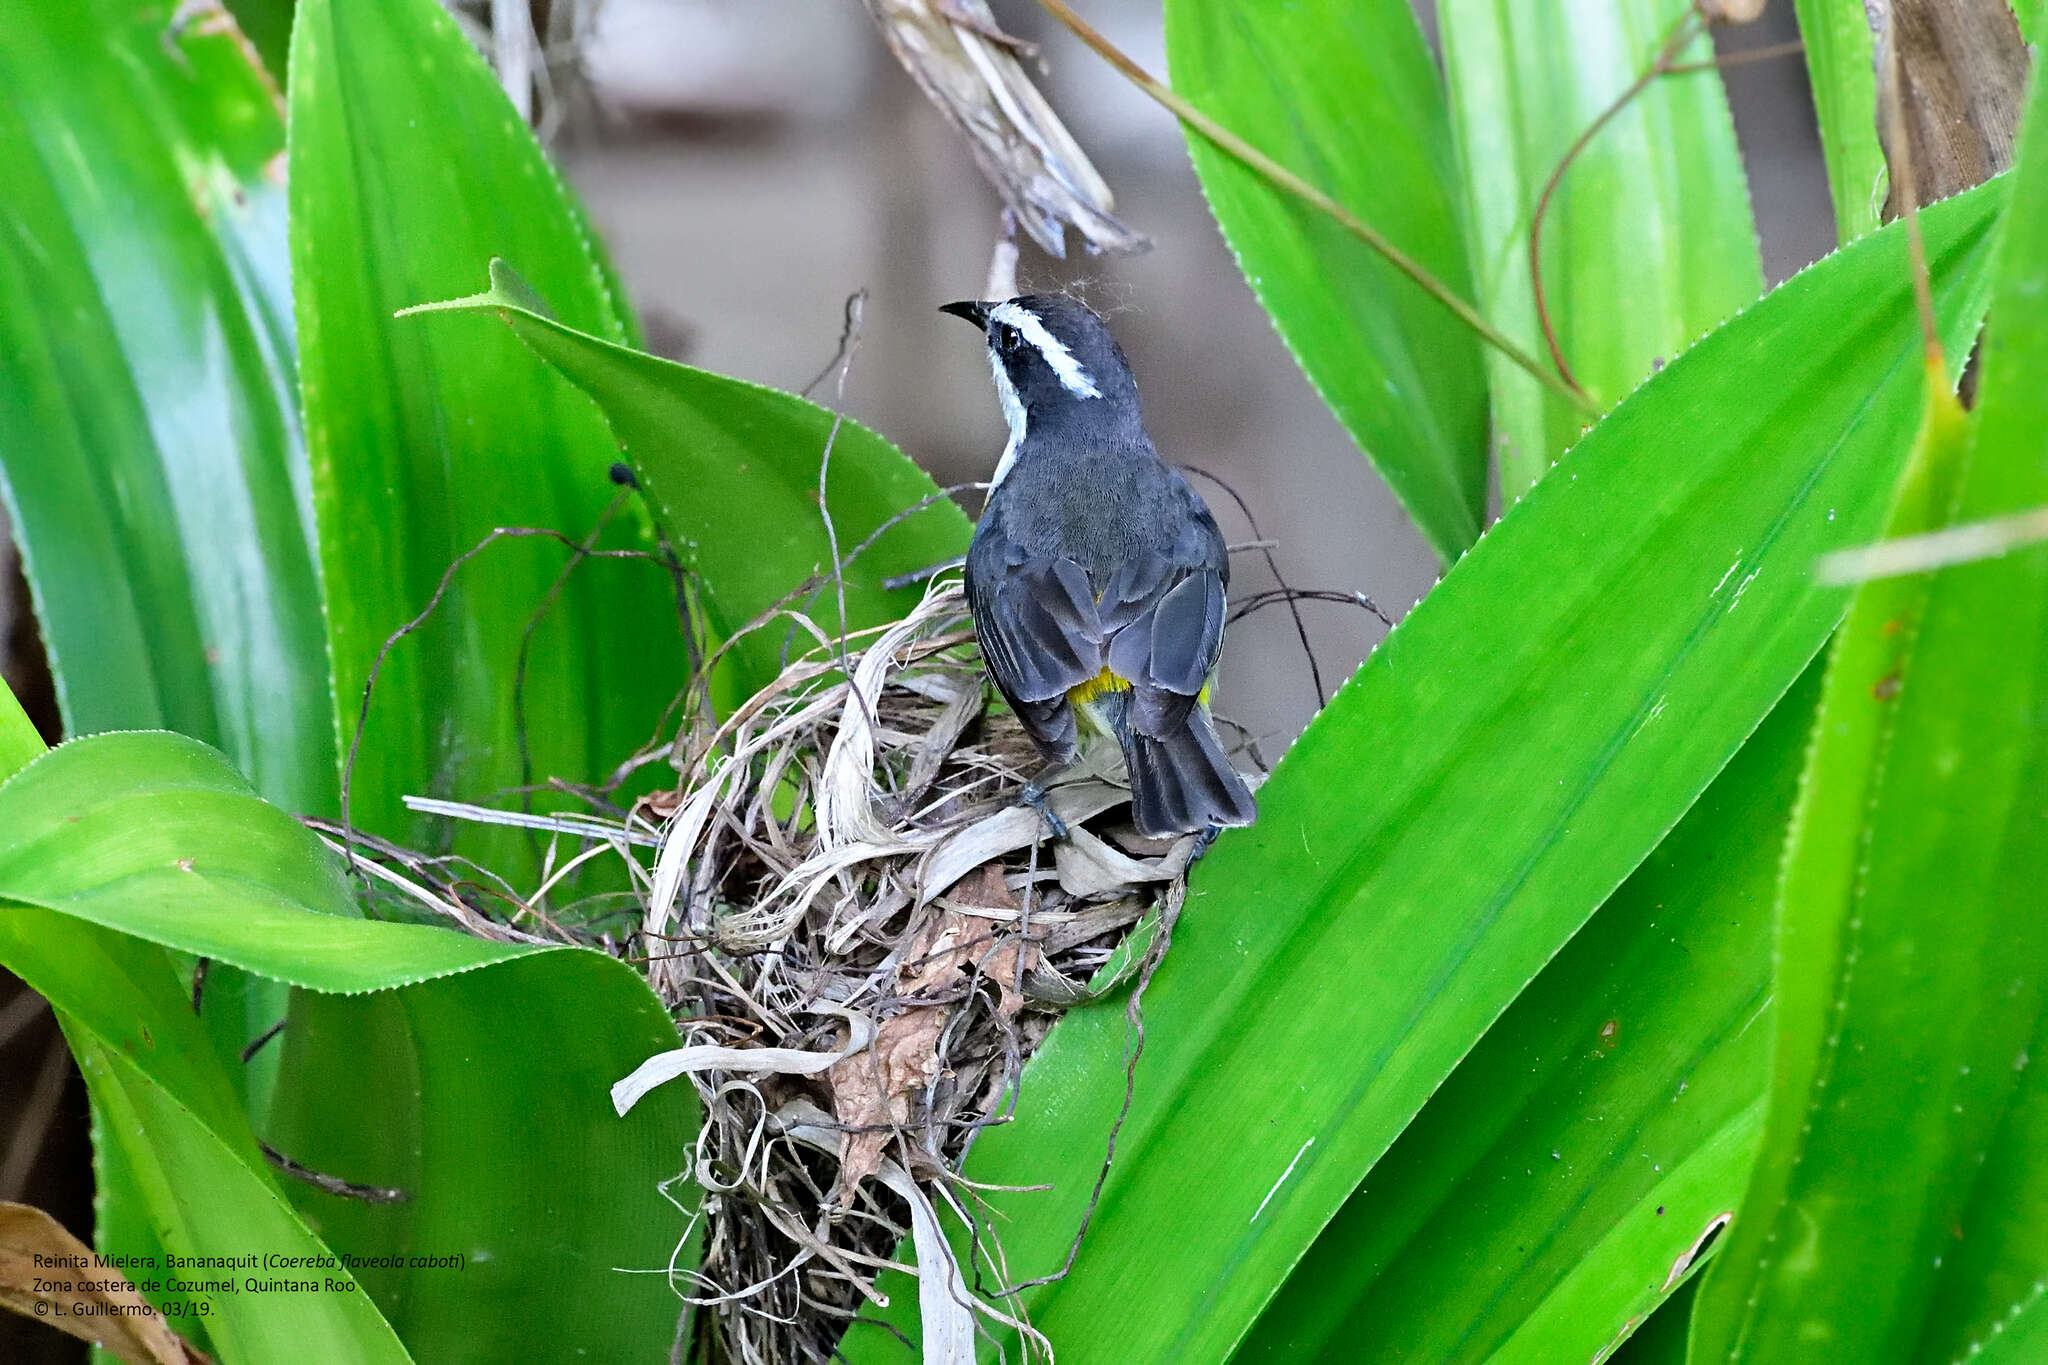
[988,352,1025,490]
[991,301,1102,400]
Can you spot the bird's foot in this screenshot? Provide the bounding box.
[1019,781,1069,841]
[1188,825,1222,861]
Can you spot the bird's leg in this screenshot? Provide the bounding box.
[1018,778,1069,842]
[1188,825,1222,861]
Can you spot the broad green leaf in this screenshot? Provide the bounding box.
[1439,0,1763,499]
[0,731,700,1360]
[1794,0,1887,242]
[290,0,684,863]
[1685,379,1970,1362]
[1919,1002,2048,1365]
[1691,72,2048,1365]
[263,953,700,1359]
[847,179,2006,1365]
[78,1031,412,1362]
[403,261,973,692]
[1236,665,1820,1365]
[1165,0,1487,562]
[0,733,507,985]
[0,675,39,782]
[1,911,410,1361]
[0,0,333,814]
[90,1089,197,1336]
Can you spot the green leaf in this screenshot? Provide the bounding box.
[263,956,700,1359]
[1793,0,1887,242]
[846,178,2006,1365]
[78,1029,414,1362]
[0,732,503,985]
[0,731,700,1360]
[403,261,973,692]
[1438,0,1763,499]
[289,0,685,861]
[1691,72,2048,1365]
[1236,664,1820,1365]
[0,674,40,782]
[0,0,334,814]
[1165,0,1487,563]
[1920,1011,2048,1365]
[1,910,412,1361]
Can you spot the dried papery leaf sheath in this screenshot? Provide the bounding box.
[0,1201,207,1364]
[863,0,1147,257]
[1872,0,2029,217]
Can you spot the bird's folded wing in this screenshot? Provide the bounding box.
[1142,568,1226,696]
[1107,566,1226,736]
[974,554,1105,704]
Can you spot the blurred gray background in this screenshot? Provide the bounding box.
[552,0,1832,758]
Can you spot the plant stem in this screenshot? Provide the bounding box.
[1663,37,1804,76]
[1030,0,1598,414]
[1878,11,1944,372]
[1816,505,2048,583]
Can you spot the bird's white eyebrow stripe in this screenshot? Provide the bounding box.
[990,301,1101,399]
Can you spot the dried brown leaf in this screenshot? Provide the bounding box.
[947,863,1041,1017]
[1872,0,2029,215]
[828,866,1041,1194]
[0,1202,206,1364]
[828,998,949,1195]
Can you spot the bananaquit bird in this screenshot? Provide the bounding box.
[941,294,1256,839]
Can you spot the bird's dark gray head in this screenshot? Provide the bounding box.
[940,294,1144,450]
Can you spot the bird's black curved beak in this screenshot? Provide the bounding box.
[939,300,990,327]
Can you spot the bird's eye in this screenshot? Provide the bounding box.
[996,324,1023,354]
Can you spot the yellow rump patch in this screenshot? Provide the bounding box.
[1067,667,1130,705]
[1065,670,1214,708]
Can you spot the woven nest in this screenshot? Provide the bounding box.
[346,576,1212,1364]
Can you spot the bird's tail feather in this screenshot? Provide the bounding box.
[1125,707,1256,838]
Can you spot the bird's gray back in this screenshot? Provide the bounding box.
[975,439,1224,584]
